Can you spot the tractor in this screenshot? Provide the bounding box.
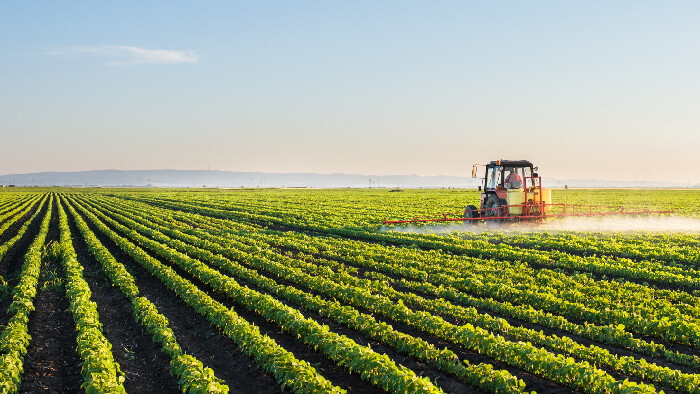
[465,159,550,220]
[382,159,672,225]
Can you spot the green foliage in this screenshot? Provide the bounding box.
[68,196,342,393]
[63,197,229,393]
[0,195,51,393]
[3,188,699,394]
[56,199,126,393]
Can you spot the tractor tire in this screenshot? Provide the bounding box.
[464,205,479,221]
[484,195,508,220]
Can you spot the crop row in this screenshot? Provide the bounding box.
[0,194,39,221]
[120,193,700,306]
[60,196,230,393]
[0,196,49,265]
[129,192,700,293]
[79,195,527,393]
[454,231,700,268]
[89,194,700,392]
[0,196,51,393]
[209,224,700,369]
[68,195,445,393]
[78,194,664,393]
[0,195,49,304]
[333,229,700,346]
[0,195,43,240]
[111,193,700,350]
[56,196,127,392]
[99,194,698,359]
[66,196,348,393]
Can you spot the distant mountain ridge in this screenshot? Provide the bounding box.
[0,169,692,188]
[0,169,478,188]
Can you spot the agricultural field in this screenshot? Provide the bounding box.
[0,188,700,393]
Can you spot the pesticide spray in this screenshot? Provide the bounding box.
[381,215,700,235]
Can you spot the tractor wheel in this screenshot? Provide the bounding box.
[464,205,479,221]
[484,195,508,220]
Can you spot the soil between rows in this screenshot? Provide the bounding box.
[494,238,700,271]
[178,201,700,386]
[68,198,292,393]
[0,198,43,273]
[0,197,37,227]
[0,199,22,223]
[135,233,478,393]
[105,195,698,392]
[0,198,41,245]
[0,199,46,327]
[75,198,391,394]
[300,244,700,375]
[248,232,696,391]
[125,195,698,327]
[92,196,574,393]
[20,197,83,394]
[236,211,700,297]
[237,252,572,394]
[258,231,700,370]
[62,198,180,392]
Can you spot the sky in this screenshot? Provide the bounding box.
[1,1,699,184]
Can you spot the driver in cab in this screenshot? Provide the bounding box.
[505,169,522,189]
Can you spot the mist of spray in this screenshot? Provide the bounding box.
[380,215,700,235]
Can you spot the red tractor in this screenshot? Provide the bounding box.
[382,159,672,225]
[464,159,549,220]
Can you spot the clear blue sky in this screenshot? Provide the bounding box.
[2,1,698,183]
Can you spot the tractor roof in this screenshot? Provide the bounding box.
[488,160,533,167]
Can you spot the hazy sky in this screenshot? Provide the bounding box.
[2,1,699,183]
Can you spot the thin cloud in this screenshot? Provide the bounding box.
[49,45,198,65]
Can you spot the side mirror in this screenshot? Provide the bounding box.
[533,166,539,172]
[471,165,477,178]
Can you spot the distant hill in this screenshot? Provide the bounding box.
[0,169,690,189]
[0,170,479,188]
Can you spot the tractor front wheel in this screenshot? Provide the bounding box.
[464,205,479,221]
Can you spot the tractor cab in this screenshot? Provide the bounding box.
[466,159,548,219]
[483,160,535,191]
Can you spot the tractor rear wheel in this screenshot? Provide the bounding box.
[484,195,508,220]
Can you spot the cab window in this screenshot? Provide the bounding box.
[486,165,502,189]
[503,167,533,188]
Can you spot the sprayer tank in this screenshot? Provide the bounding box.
[507,188,552,215]
[506,188,525,215]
